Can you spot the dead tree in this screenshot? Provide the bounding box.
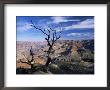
[31,20,61,67]
[20,46,35,69]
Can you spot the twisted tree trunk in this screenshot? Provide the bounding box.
[45,57,51,67]
[45,45,53,67]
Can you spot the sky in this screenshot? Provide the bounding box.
[16,16,94,41]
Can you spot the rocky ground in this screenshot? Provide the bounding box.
[16,39,94,74]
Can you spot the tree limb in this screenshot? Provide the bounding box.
[19,59,29,64]
[31,20,48,36]
[22,53,30,62]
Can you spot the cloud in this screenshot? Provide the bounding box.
[65,19,94,30]
[50,16,80,24]
[67,32,94,38]
[67,33,82,36]
[17,22,33,32]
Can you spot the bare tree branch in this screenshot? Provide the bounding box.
[47,26,55,32]
[19,59,29,64]
[22,53,30,62]
[30,46,34,62]
[19,46,35,69]
[31,20,48,36]
[30,20,62,67]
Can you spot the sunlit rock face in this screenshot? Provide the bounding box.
[16,39,94,69]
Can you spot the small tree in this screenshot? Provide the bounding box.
[20,46,35,70]
[31,20,61,67]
